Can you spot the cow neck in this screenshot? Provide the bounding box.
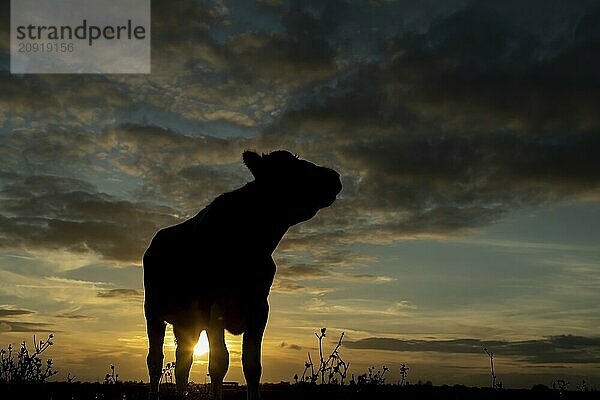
[242,181,290,255]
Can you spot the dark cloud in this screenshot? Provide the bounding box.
[2,125,251,209]
[2,0,597,135]
[256,0,283,9]
[428,3,539,69]
[277,262,392,284]
[54,313,96,320]
[0,320,53,333]
[345,335,600,364]
[271,279,331,296]
[274,245,393,287]
[0,0,282,133]
[0,174,180,262]
[342,133,600,209]
[192,0,345,90]
[151,0,224,46]
[96,289,143,299]
[258,2,600,242]
[0,308,34,317]
[277,264,328,279]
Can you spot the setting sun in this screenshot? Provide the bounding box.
[193,331,209,357]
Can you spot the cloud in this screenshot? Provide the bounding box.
[0,0,345,136]
[304,298,416,317]
[218,3,339,89]
[0,1,598,299]
[96,289,143,299]
[257,0,283,8]
[277,264,328,279]
[275,246,385,291]
[4,1,597,243]
[54,313,96,320]
[0,173,180,262]
[271,279,332,296]
[1,0,597,138]
[257,2,600,245]
[277,263,394,284]
[345,335,600,364]
[279,341,302,351]
[427,2,539,69]
[0,320,53,333]
[0,307,34,317]
[1,125,252,208]
[385,301,417,313]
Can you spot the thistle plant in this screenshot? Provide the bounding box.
[161,361,176,384]
[300,352,316,383]
[399,363,409,386]
[483,347,502,389]
[298,328,349,385]
[103,364,119,384]
[0,334,57,383]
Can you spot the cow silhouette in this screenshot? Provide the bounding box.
[143,150,342,400]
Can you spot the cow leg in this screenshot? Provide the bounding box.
[208,305,229,400]
[243,301,269,400]
[146,318,166,400]
[173,323,201,397]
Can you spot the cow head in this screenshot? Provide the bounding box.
[243,150,342,225]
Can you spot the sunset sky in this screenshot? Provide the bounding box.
[1,0,600,388]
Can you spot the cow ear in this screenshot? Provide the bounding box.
[243,150,264,178]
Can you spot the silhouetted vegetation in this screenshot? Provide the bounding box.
[484,346,503,389]
[352,365,389,386]
[1,332,599,399]
[297,328,349,384]
[103,364,119,385]
[0,334,57,384]
[553,379,570,395]
[399,363,409,386]
[161,361,175,384]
